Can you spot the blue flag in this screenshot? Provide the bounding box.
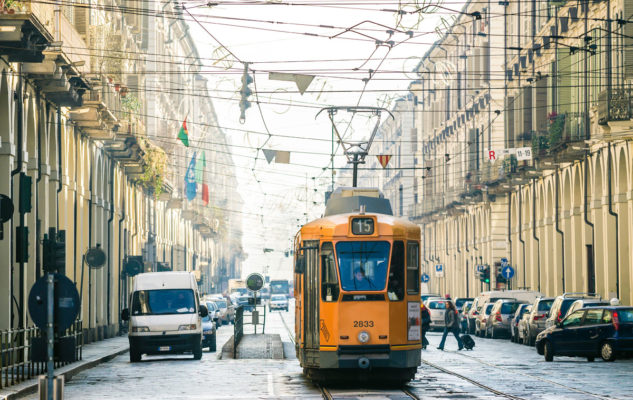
[185,152,197,201]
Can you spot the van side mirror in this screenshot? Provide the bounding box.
[199,304,209,318]
[295,254,305,274]
[121,308,129,321]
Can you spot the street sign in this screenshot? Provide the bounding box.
[421,273,430,283]
[476,264,485,272]
[28,274,80,334]
[502,265,515,280]
[434,264,444,278]
[85,247,106,269]
[500,257,509,268]
[246,273,264,292]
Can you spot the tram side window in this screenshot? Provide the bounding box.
[321,242,339,302]
[406,241,420,294]
[388,241,405,301]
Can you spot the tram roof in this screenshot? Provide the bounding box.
[300,212,420,238]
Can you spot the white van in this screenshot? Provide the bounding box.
[476,290,544,305]
[121,271,208,362]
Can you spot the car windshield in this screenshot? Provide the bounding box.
[429,301,447,310]
[559,299,577,315]
[538,300,553,311]
[206,302,218,311]
[501,302,520,314]
[617,309,633,322]
[131,289,195,316]
[336,241,390,291]
[271,295,286,301]
[215,301,227,308]
[484,304,494,314]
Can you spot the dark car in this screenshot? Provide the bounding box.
[524,297,554,346]
[536,306,633,362]
[201,314,217,352]
[510,304,531,343]
[545,293,601,331]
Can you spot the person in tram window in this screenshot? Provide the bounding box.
[437,300,464,351]
[353,266,373,290]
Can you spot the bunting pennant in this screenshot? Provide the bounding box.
[262,149,276,164]
[185,152,197,201]
[275,150,290,164]
[177,118,189,147]
[377,155,392,168]
[195,151,206,183]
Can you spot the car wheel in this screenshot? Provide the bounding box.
[129,345,142,363]
[587,356,595,362]
[544,341,554,362]
[491,328,497,339]
[193,340,203,360]
[210,333,217,352]
[600,342,616,362]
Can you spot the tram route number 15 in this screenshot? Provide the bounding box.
[351,218,374,235]
[353,320,375,327]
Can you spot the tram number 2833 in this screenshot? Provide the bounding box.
[353,320,374,328]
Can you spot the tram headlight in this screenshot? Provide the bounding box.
[358,331,370,344]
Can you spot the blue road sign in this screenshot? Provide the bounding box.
[421,273,430,283]
[501,257,509,267]
[502,265,515,280]
[435,264,443,272]
[476,264,485,272]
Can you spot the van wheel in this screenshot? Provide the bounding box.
[600,342,616,362]
[544,341,554,362]
[130,346,142,363]
[209,333,217,352]
[193,340,203,360]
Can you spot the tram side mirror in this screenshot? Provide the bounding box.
[295,254,305,274]
[121,308,129,321]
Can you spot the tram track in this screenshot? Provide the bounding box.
[317,384,420,400]
[444,349,622,400]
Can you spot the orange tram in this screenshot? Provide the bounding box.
[293,188,422,383]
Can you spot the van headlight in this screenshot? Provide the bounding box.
[178,324,197,331]
[358,331,370,343]
[132,326,149,332]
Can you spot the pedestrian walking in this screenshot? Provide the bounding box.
[420,303,431,349]
[437,300,463,351]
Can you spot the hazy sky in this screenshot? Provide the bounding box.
[186,1,450,279]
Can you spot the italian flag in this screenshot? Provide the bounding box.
[177,118,189,147]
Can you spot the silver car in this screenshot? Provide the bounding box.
[213,299,230,325]
[426,299,448,330]
[485,299,524,339]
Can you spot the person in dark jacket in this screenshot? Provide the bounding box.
[437,300,463,350]
[420,303,431,349]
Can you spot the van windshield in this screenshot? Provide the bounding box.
[131,289,196,315]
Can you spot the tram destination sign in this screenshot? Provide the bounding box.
[351,217,374,235]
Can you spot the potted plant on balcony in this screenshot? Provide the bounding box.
[502,154,518,174]
[548,112,565,150]
[1,0,21,13]
[139,143,167,199]
[531,131,549,157]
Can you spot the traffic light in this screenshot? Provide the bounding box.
[496,264,507,284]
[479,265,490,284]
[239,63,253,123]
[42,229,66,273]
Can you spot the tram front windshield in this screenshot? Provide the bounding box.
[336,241,390,291]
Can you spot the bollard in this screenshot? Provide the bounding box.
[38,375,63,400]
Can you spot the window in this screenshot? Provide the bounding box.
[602,310,613,324]
[501,302,520,315]
[336,241,389,292]
[387,241,405,301]
[406,241,420,294]
[321,242,340,301]
[131,289,195,316]
[429,301,447,310]
[583,309,603,325]
[538,300,553,312]
[562,310,584,327]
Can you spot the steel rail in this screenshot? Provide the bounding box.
[445,350,620,400]
[421,359,526,400]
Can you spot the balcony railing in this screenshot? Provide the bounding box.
[598,86,633,124]
[531,112,587,159]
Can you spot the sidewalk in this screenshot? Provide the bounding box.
[0,336,129,400]
[220,334,284,360]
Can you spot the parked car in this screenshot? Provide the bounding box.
[455,297,474,311]
[421,293,442,303]
[563,298,610,320]
[536,306,633,362]
[201,312,217,352]
[517,305,532,344]
[511,304,531,343]
[523,297,554,346]
[545,293,601,330]
[460,301,473,333]
[269,294,289,311]
[485,299,524,339]
[467,294,515,334]
[475,303,495,337]
[426,299,448,331]
[205,301,221,328]
[213,298,230,325]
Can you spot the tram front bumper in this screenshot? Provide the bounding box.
[319,346,421,369]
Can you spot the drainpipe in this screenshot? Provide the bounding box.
[518,189,526,287]
[107,158,115,330]
[118,176,126,334]
[36,97,44,279]
[56,108,62,227]
[583,155,595,291]
[555,168,565,292]
[508,192,512,285]
[532,179,541,292]
[73,132,78,284]
[607,144,619,298]
[10,64,24,329]
[88,148,93,336]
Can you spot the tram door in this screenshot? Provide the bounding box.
[302,240,320,367]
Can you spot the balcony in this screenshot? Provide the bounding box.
[0,0,54,62]
[531,112,588,163]
[598,86,633,139]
